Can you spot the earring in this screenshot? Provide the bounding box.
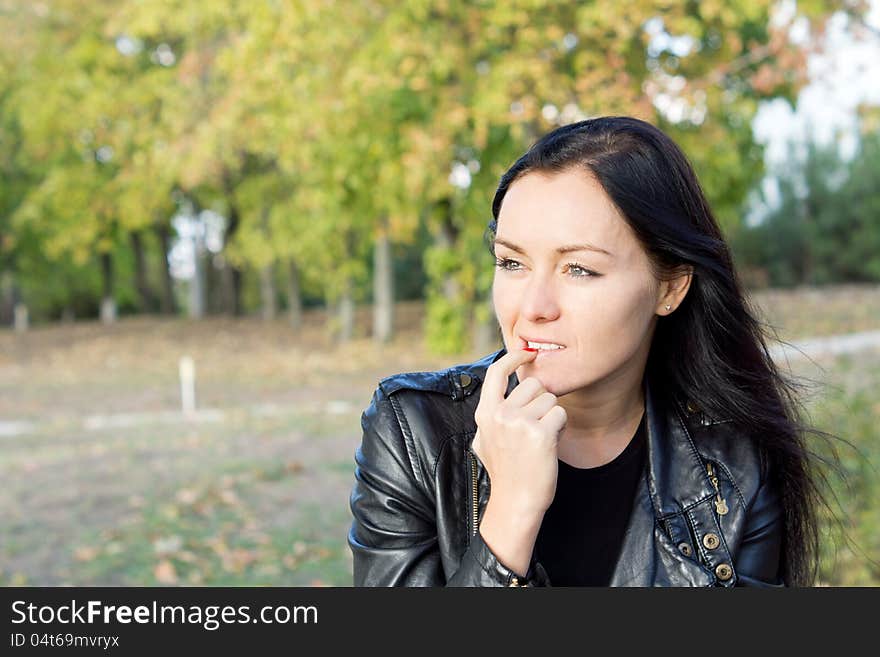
[664,304,672,311]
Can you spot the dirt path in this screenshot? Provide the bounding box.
[768,330,880,362]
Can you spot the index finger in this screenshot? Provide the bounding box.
[482,347,538,403]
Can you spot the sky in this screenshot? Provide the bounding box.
[750,0,880,220]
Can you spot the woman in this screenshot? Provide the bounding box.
[348,116,824,587]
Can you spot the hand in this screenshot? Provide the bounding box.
[471,347,568,519]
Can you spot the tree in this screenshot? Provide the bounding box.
[732,129,880,286]
[1,0,862,336]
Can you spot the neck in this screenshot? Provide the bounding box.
[555,370,646,469]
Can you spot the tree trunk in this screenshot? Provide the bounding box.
[0,270,15,326]
[472,291,500,355]
[337,277,354,343]
[423,197,469,355]
[802,200,815,285]
[100,252,117,324]
[437,199,460,302]
[14,303,28,332]
[189,235,206,319]
[372,218,394,344]
[260,262,277,320]
[222,203,243,316]
[286,258,303,331]
[130,230,157,313]
[155,223,177,315]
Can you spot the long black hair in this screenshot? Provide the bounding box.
[486,116,848,586]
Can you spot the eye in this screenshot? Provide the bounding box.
[494,257,522,272]
[564,262,600,278]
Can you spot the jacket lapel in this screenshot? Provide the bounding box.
[609,372,715,586]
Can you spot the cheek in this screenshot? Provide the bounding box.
[610,289,656,326]
[491,277,515,322]
[573,279,657,344]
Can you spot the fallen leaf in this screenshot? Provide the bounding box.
[176,488,198,505]
[154,559,178,584]
[74,546,98,562]
[221,548,258,573]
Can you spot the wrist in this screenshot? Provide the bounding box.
[486,486,549,521]
[478,498,544,578]
[464,527,551,587]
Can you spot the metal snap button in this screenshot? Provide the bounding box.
[703,533,720,550]
[678,542,692,557]
[715,563,733,581]
[460,373,472,388]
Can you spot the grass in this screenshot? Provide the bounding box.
[748,283,880,341]
[795,353,880,585]
[0,288,878,586]
[0,406,360,586]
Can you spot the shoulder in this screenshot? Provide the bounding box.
[678,400,769,512]
[359,349,503,475]
[376,348,503,402]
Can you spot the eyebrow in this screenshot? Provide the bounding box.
[493,237,613,258]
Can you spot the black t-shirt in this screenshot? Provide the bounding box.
[534,410,647,586]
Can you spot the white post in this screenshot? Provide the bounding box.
[179,355,196,417]
[100,297,117,324]
[13,303,28,332]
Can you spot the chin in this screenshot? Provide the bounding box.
[546,379,579,396]
[517,366,576,396]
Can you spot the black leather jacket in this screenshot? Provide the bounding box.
[348,348,785,587]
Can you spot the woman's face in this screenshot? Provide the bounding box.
[492,168,665,397]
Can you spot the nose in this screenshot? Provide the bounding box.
[519,273,561,322]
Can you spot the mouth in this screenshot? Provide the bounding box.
[517,335,567,354]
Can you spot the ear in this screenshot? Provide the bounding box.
[657,265,693,316]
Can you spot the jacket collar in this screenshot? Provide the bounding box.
[611,366,718,585]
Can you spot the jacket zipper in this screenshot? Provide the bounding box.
[706,461,729,515]
[467,456,728,582]
[469,450,528,586]
[469,450,479,537]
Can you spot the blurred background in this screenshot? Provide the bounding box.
[0,0,878,586]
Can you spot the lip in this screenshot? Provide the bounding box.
[517,335,567,350]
